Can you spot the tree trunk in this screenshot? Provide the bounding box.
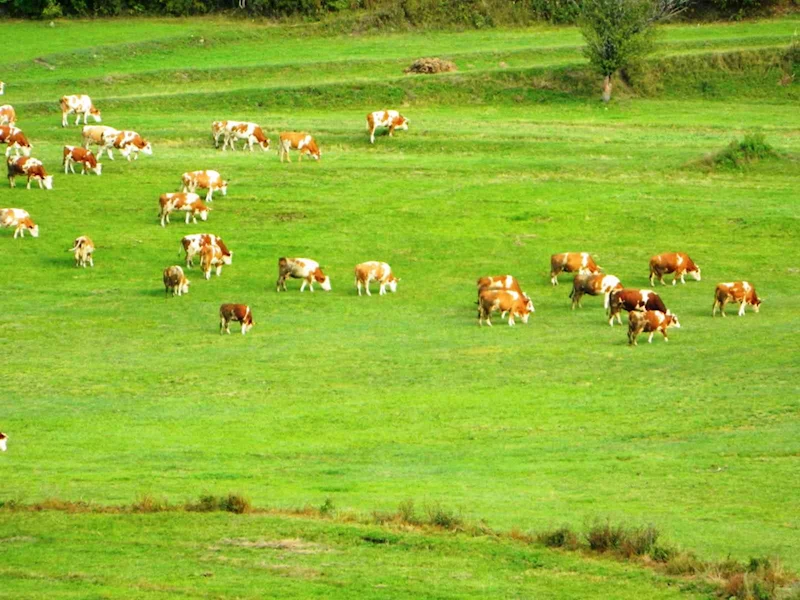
[602,75,613,103]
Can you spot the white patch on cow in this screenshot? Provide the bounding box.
[676,255,684,266]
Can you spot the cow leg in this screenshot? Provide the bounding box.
[241,322,247,335]
[220,316,226,334]
[647,331,655,343]
[738,301,746,317]
[679,273,686,284]
[64,160,69,174]
[508,314,515,326]
[379,282,386,296]
[26,176,32,190]
[300,279,307,292]
[388,125,395,137]
[370,127,376,144]
[75,113,81,126]
[61,112,68,127]
[365,279,372,296]
[185,213,191,225]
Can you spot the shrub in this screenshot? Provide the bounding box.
[708,133,777,169]
[538,526,580,549]
[586,521,626,553]
[425,503,462,530]
[318,497,336,516]
[397,499,419,525]
[619,525,660,558]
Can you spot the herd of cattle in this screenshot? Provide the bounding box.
[0,93,763,343]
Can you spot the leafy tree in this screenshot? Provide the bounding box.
[579,0,687,102]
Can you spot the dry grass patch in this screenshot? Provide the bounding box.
[404,57,457,74]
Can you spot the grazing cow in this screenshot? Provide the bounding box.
[0,432,7,452]
[366,110,409,144]
[608,288,668,326]
[278,132,320,163]
[82,125,120,151]
[219,303,254,335]
[60,94,101,127]
[712,281,762,317]
[159,193,209,227]
[163,265,190,296]
[102,130,152,162]
[223,121,270,152]
[0,105,16,126]
[476,275,534,319]
[181,170,228,202]
[478,289,534,327]
[179,233,232,268]
[62,146,102,176]
[0,208,39,238]
[200,243,228,280]
[550,252,601,286]
[649,252,701,286]
[1,127,31,157]
[68,236,95,267]
[355,261,398,296]
[570,274,622,310]
[277,257,331,292]
[7,157,53,190]
[628,310,681,345]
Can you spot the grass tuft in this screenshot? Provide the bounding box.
[701,132,780,169]
[184,494,252,514]
[537,525,580,549]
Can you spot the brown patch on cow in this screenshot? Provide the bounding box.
[404,58,457,74]
[313,268,326,283]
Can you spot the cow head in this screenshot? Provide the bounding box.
[386,275,399,293]
[92,162,102,176]
[259,138,271,151]
[665,312,681,329]
[140,142,153,156]
[180,277,190,295]
[42,175,53,190]
[689,266,701,281]
[220,181,228,196]
[222,251,233,266]
[522,292,535,313]
[28,223,40,238]
[393,115,409,131]
[0,432,7,452]
[314,268,332,291]
[89,107,102,123]
[198,207,210,222]
[751,293,762,312]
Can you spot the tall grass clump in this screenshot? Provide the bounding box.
[705,133,778,169]
[185,494,251,514]
[537,525,580,550]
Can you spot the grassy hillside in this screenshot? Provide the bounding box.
[1,15,799,599]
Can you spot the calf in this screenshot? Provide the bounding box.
[181,170,228,202]
[220,303,254,335]
[278,132,320,163]
[159,193,209,227]
[102,130,152,162]
[179,233,232,268]
[570,274,622,310]
[3,128,31,157]
[366,110,409,144]
[608,288,668,326]
[0,432,7,452]
[224,121,270,152]
[60,94,101,127]
[355,261,398,296]
[649,252,701,286]
[200,243,226,280]
[163,265,190,296]
[550,252,601,286]
[68,236,95,267]
[712,281,761,317]
[82,125,120,151]
[628,310,681,345]
[0,104,16,126]
[7,157,53,190]
[0,208,39,238]
[277,257,331,292]
[63,146,102,176]
[478,289,534,327]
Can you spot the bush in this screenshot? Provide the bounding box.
[619,525,660,558]
[706,133,778,169]
[538,526,580,549]
[586,521,626,552]
[425,503,462,530]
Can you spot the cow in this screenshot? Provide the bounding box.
[366,110,409,144]
[277,257,331,292]
[179,233,232,268]
[628,310,681,345]
[649,252,701,286]
[0,105,16,126]
[0,432,7,452]
[278,132,320,163]
[163,265,190,296]
[478,289,534,327]
[550,252,601,286]
[354,261,398,296]
[62,146,102,176]
[158,193,209,227]
[608,288,668,327]
[7,157,53,190]
[476,275,534,319]
[0,208,39,238]
[569,274,622,310]
[212,120,229,148]
[102,130,152,162]
[200,243,227,280]
[82,125,120,152]
[60,94,101,127]
[223,121,270,152]
[2,128,31,158]
[181,170,228,202]
[220,303,254,335]
[712,281,761,317]
[68,236,95,267]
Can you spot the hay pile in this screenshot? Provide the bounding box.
[404,58,457,74]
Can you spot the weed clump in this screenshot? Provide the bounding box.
[703,133,778,169]
[537,526,580,549]
[426,503,463,530]
[586,520,627,552]
[185,494,251,514]
[404,57,457,74]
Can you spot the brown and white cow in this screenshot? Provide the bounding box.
[68,236,95,267]
[0,432,7,452]
[159,193,209,227]
[82,125,120,151]
[366,110,409,144]
[181,170,228,202]
[7,157,53,190]
[163,265,190,296]
[570,274,623,310]
[712,281,761,317]
[608,288,668,326]
[179,233,232,268]
[200,243,228,280]
[355,261,398,296]
[628,310,681,345]
[223,121,270,152]
[550,252,601,286]
[649,252,701,286]
[220,303,254,335]
[478,289,534,327]
[102,130,152,162]
[0,208,39,238]
[63,146,102,176]
[60,94,101,127]
[2,127,31,157]
[476,275,534,319]
[0,105,16,126]
[278,132,320,163]
[277,257,331,292]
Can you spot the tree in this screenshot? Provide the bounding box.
[579,0,688,102]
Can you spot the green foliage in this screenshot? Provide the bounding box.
[704,133,779,170]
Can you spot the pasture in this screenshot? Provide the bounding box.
[1,15,799,598]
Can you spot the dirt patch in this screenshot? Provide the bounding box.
[404,58,457,74]
[219,538,325,554]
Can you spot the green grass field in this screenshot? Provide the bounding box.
[1,15,799,599]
